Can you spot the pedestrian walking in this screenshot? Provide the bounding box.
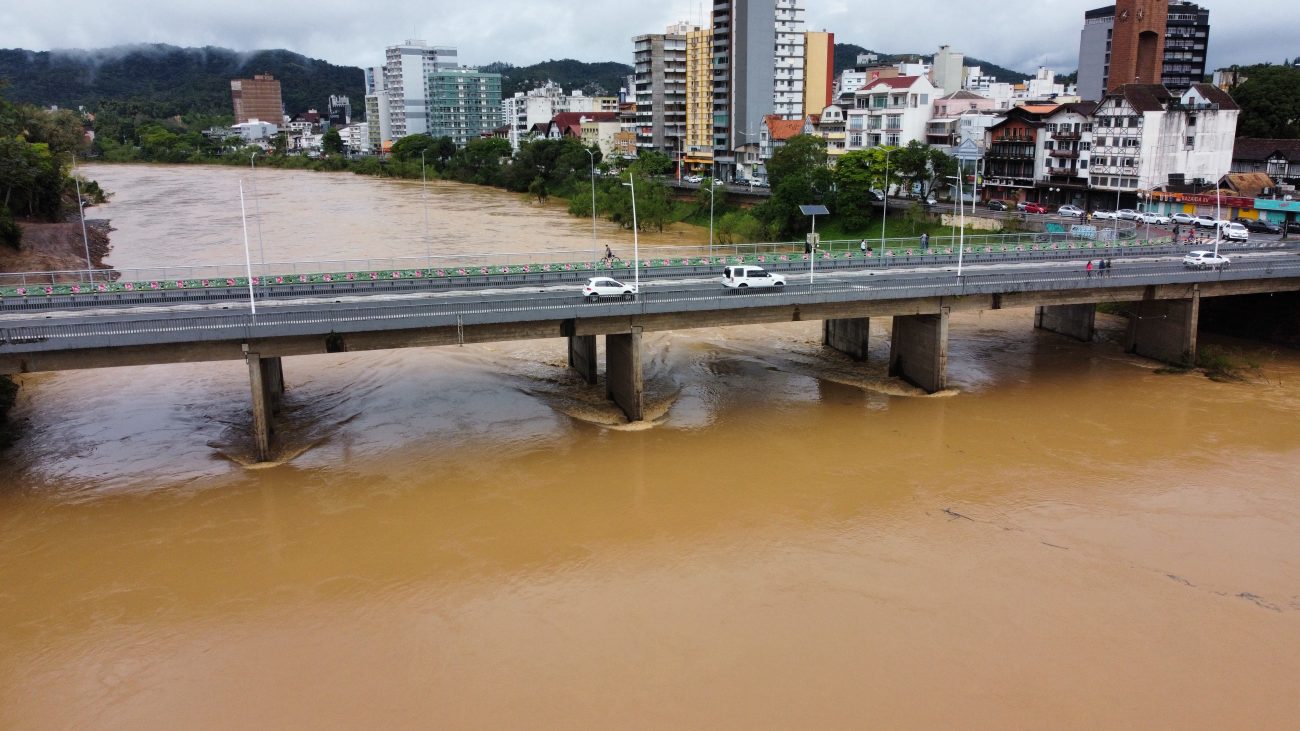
[1086,259,1094,278]
[1173,224,1180,242]
[860,239,867,256]
[603,244,613,265]
[920,232,930,250]
[1105,258,1113,276]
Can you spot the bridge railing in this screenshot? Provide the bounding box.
[0,224,1182,300]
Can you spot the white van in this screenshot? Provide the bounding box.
[721,265,786,289]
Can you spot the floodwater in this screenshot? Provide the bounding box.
[2,164,1298,729]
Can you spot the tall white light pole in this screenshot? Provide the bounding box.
[250,152,267,289]
[624,173,640,292]
[708,180,715,258]
[71,154,94,283]
[1213,183,1222,259]
[880,147,891,254]
[584,148,598,264]
[421,150,431,267]
[239,181,257,315]
[949,173,966,276]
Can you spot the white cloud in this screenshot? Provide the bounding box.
[0,0,1295,73]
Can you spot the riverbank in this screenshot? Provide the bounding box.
[0,216,115,446]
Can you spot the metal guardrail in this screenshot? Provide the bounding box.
[4,258,1298,354]
[0,228,1146,293]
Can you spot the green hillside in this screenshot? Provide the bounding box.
[482,59,633,99]
[0,45,365,118]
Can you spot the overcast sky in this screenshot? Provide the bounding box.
[0,0,1293,75]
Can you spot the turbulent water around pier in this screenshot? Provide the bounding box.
[2,164,1298,728]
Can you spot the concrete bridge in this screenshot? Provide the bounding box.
[3,245,1299,461]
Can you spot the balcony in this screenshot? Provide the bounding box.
[1049,149,1079,159]
[1053,130,1081,141]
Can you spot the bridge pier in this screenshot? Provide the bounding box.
[823,317,872,361]
[247,353,284,462]
[605,329,644,422]
[1034,303,1096,342]
[1125,291,1200,366]
[567,334,598,385]
[888,310,949,393]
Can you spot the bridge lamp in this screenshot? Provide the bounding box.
[622,174,640,293]
[800,205,829,286]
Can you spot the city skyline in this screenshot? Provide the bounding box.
[0,0,1294,78]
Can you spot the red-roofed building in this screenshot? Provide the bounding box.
[844,75,940,151]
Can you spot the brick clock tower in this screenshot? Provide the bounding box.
[1107,0,1169,91]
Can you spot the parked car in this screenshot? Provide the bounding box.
[1092,209,1119,220]
[683,175,702,183]
[1056,204,1085,218]
[1234,217,1279,234]
[1017,201,1048,214]
[721,265,786,289]
[985,199,1008,211]
[1182,250,1231,269]
[1138,211,1171,225]
[581,277,637,302]
[1219,222,1250,241]
[1171,212,1197,225]
[1192,215,1219,228]
[1284,220,1300,234]
[1116,209,1140,220]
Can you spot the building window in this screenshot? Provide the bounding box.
[1185,136,1195,148]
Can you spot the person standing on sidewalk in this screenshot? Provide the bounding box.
[1086,259,1094,278]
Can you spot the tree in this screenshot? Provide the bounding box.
[390,133,437,163]
[1233,66,1300,138]
[832,149,889,230]
[631,149,672,177]
[759,134,831,238]
[322,127,343,155]
[528,175,549,202]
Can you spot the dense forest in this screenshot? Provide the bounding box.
[481,59,633,98]
[0,45,365,119]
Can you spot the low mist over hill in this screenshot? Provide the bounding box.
[0,44,365,118]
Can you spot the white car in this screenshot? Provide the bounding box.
[1092,209,1119,220]
[1192,215,1219,228]
[1171,212,1197,225]
[1057,204,1085,218]
[1116,209,1140,220]
[1139,211,1171,225]
[582,277,637,302]
[721,265,786,289]
[1182,251,1231,269]
[1219,222,1249,241]
[683,175,702,184]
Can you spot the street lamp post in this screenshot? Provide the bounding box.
[584,148,598,264]
[239,181,257,315]
[880,147,891,256]
[947,174,966,276]
[249,151,267,289]
[420,150,431,267]
[623,173,640,293]
[71,154,94,283]
[707,180,715,258]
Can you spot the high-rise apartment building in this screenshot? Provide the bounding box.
[773,1,806,117]
[929,45,964,95]
[426,69,502,146]
[685,26,714,171]
[383,40,458,138]
[803,31,834,118]
[1077,1,1209,100]
[711,0,807,180]
[364,65,392,152]
[230,74,283,125]
[633,25,690,160]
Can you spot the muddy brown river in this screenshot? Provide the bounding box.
[1,164,1298,728]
